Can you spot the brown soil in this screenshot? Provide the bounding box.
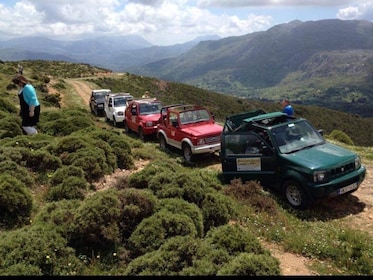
[64,76,373,276]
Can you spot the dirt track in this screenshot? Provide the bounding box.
[65,76,373,276]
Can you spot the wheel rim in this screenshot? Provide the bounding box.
[286,184,302,206]
[160,136,166,151]
[183,144,192,162]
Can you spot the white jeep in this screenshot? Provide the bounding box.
[104,93,134,127]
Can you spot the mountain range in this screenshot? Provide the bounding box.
[1,19,373,118]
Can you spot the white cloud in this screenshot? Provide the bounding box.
[337,1,373,20]
[0,0,373,45]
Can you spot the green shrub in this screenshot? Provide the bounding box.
[0,160,35,187]
[216,253,280,276]
[25,149,62,172]
[0,115,23,138]
[156,198,204,238]
[33,199,82,239]
[328,129,354,145]
[71,189,121,255]
[128,210,198,256]
[0,97,17,113]
[205,224,266,256]
[201,192,237,233]
[117,188,157,239]
[0,174,33,227]
[124,236,206,276]
[0,133,56,150]
[39,109,95,136]
[49,165,85,186]
[46,176,87,201]
[0,263,42,276]
[68,147,113,182]
[0,224,85,276]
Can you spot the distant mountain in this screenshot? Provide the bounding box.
[128,19,373,117]
[0,34,220,71]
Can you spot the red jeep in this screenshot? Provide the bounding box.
[124,98,163,141]
[157,104,223,162]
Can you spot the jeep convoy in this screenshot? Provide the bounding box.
[89,91,366,210]
[220,110,366,209]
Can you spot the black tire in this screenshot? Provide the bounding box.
[105,112,110,122]
[124,121,130,133]
[113,117,117,127]
[159,134,168,152]
[282,180,311,210]
[139,127,145,141]
[182,143,194,163]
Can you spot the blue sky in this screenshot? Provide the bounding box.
[0,1,372,45]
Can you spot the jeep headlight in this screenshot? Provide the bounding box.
[197,139,206,145]
[145,121,153,127]
[313,171,327,182]
[355,156,361,170]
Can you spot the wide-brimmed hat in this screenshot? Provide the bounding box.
[12,74,29,85]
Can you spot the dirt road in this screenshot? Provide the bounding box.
[65,76,372,276]
[66,79,92,106]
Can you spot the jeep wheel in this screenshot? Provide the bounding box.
[123,121,129,133]
[113,117,117,127]
[283,180,311,210]
[159,135,168,152]
[105,112,110,122]
[139,127,145,141]
[182,143,194,163]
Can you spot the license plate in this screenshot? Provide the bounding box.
[337,183,358,195]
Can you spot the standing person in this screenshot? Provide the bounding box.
[142,91,150,98]
[12,74,40,135]
[18,63,23,74]
[281,99,294,117]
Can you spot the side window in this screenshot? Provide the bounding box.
[169,112,178,127]
[224,134,269,155]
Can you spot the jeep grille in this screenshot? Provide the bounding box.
[329,161,355,178]
[205,135,220,144]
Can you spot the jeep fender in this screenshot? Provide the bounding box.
[181,138,194,151]
[278,168,312,199]
[157,130,168,144]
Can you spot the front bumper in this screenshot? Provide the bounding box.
[308,166,366,199]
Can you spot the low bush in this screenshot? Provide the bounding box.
[0,224,85,275]
[46,176,87,201]
[328,129,354,146]
[70,189,121,256]
[117,188,157,239]
[217,253,280,276]
[0,174,33,228]
[156,198,204,238]
[128,210,198,257]
[200,192,237,233]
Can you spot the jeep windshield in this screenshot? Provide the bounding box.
[271,120,325,154]
[139,102,163,115]
[179,109,211,125]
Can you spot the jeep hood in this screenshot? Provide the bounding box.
[182,123,223,136]
[141,114,161,121]
[285,142,357,169]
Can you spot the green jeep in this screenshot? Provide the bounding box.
[220,110,366,210]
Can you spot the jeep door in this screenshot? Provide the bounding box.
[221,132,277,187]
